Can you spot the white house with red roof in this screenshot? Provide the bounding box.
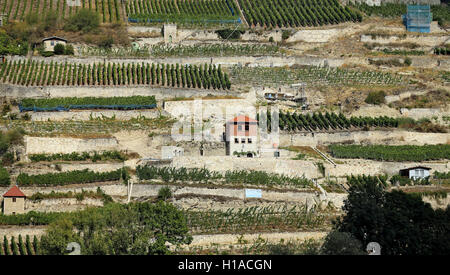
[2,185,26,215]
[224,115,259,157]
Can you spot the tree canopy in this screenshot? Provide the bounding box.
[334,180,450,255]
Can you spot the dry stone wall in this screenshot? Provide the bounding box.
[30,109,160,121]
[25,136,119,155]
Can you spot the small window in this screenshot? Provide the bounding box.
[238,125,242,131]
[51,41,54,46]
[241,138,246,144]
[12,212,16,215]
[245,124,250,131]
[234,138,239,144]
[12,198,16,203]
[248,138,252,144]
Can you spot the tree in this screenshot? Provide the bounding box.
[157,186,172,202]
[320,231,366,255]
[64,9,100,33]
[334,180,450,255]
[64,45,75,55]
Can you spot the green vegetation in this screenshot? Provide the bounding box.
[0,211,68,225]
[335,176,450,255]
[0,128,24,166]
[1,59,231,89]
[278,111,399,132]
[16,168,128,186]
[434,171,450,180]
[29,151,128,162]
[20,96,157,110]
[186,205,331,234]
[80,44,280,58]
[0,234,39,255]
[157,186,173,201]
[1,0,121,23]
[64,8,100,32]
[29,188,113,204]
[126,0,240,23]
[39,202,192,255]
[238,0,362,28]
[0,29,28,55]
[329,144,450,162]
[320,231,365,255]
[434,47,450,55]
[136,166,313,188]
[0,166,10,186]
[230,65,405,87]
[353,3,450,26]
[364,90,386,105]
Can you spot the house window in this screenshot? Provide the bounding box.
[51,41,54,46]
[238,125,242,131]
[241,138,246,144]
[234,138,239,144]
[12,198,16,203]
[245,123,249,131]
[248,138,252,144]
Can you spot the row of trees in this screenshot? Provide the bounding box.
[1,0,121,23]
[126,0,240,22]
[29,151,128,162]
[0,235,40,255]
[329,144,450,162]
[0,59,231,89]
[20,96,156,110]
[278,111,399,132]
[136,166,313,188]
[16,168,128,186]
[238,0,362,28]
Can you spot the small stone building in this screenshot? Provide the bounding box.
[224,115,258,157]
[2,185,26,215]
[163,24,178,44]
[399,166,431,180]
[42,36,68,52]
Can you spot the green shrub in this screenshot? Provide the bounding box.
[64,8,100,33]
[157,186,173,201]
[365,91,386,105]
[0,167,10,186]
[53,44,65,55]
[64,45,74,55]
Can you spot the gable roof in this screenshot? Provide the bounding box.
[42,36,68,42]
[3,186,26,198]
[227,115,258,123]
[400,166,432,171]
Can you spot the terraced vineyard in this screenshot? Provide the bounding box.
[80,44,281,58]
[186,205,330,234]
[0,0,122,23]
[230,65,405,87]
[329,144,450,162]
[277,111,400,132]
[0,59,231,89]
[126,0,240,23]
[20,96,157,111]
[0,235,40,255]
[238,0,362,28]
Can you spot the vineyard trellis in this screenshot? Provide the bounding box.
[0,0,122,23]
[230,65,406,87]
[19,96,157,112]
[329,144,450,162]
[276,111,400,132]
[0,59,231,90]
[126,0,241,23]
[136,166,314,188]
[238,0,362,28]
[185,205,330,234]
[0,235,40,255]
[79,44,280,58]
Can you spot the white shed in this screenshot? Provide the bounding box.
[399,166,431,180]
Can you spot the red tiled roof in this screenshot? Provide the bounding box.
[3,186,26,198]
[228,115,258,123]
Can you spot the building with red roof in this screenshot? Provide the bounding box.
[224,115,258,157]
[2,186,26,215]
